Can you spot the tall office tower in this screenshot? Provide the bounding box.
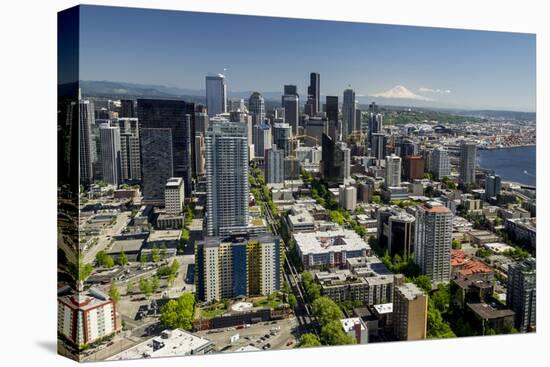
[307,72,321,115]
[325,96,338,123]
[507,258,536,332]
[195,112,209,137]
[248,92,265,126]
[430,147,451,180]
[137,99,192,197]
[339,185,357,211]
[120,99,135,118]
[282,94,299,135]
[403,155,425,181]
[195,234,283,302]
[205,73,227,117]
[272,122,291,156]
[321,133,350,186]
[414,202,453,283]
[399,140,418,157]
[355,109,363,133]
[393,276,428,341]
[485,174,502,200]
[372,133,387,160]
[253,123,272,158]
[459,141,477,185]
[79,99,94,184]
[284,84,298,96]
[304,116,328,147]
[116,118,141,181]
[368,113,383,148]
[385,154,402,188]
[369,101,378,114]
[164,177,185,215]
[99,125,121,186]
[342,88,356,138]
[205,119,249,236]
[141,128,173,205]
[284,156,302,180]
[378,209,415,258]
[265,145,284,184]
[194,133,205,176]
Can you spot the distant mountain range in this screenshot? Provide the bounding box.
[78,80,535,121]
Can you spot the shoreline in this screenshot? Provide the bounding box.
[479,144,535,151]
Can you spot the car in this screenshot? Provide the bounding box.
[264,334,270,339]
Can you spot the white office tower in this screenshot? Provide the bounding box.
[342,88,356,138]
[253,123,272,158]
[339,185,357,211]
[459,141,477,185]
[265,145,284,184]
[99,125,121,186]
[116,117,141,181]
[385,154,402,188]
[205,119,249,236]
[248,92,266,126]
[205,73,227,117]
[430,147,451,180]
[414,202,453,283]
[164,177,185,215]
[79,99,94,184]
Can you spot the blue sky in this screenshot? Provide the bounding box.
[79,5,536,111]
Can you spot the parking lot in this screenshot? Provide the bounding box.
[196,317,299,353]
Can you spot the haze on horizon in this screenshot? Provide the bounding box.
[79,5,536,112]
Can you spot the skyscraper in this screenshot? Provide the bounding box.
[120,99,135,118]
[248,92,265,126]
[265,145,284,184]
[164,177,185,215]
[99,125,121,186]
[205,119,249,236]
[307,72,320,115]
[485,174,502,200]
[459,141,477,185]
[321,133,350,186]
[140,128,173,205]
[116,118,141,182]
[403,155,425,181]
[283,84,298,96]
[414,202,453,283]
[79,99,94,184]
[253,123,272,158]
[507,258,536,332]
[430,147,451,180]
[137,99,192,197]
[325,96,339,138]
[342,88,356,138]
[385,154,402,188]
[372,133,387,160]
[272,122,291,156]
[205,74,227,117]
[368,113,383,150]
[282,94,299,135]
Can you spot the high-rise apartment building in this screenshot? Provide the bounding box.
[414,202,453,282]
[253,123,272,158]
[272,122,291,157]
[205,119,249,236]
[507,258,536,332]
[385,154,402,188]
[430,147,451,180]
[459,141,477,185]
[195,234,284,302]
[164,177,185,215]
[205,74,227,117]
[265,145,284,184]
[393,277,428,341]
[99,125,121,186]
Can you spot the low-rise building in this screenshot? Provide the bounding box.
[340,317,369,344]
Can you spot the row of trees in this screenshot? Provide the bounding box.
[159,293,195,331]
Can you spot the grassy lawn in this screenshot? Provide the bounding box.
[199,303,229,319]
[253,296,284,309]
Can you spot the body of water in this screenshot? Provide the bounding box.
[478,145,536,186]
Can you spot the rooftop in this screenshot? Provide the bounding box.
[373,303,393,315]
[467,302,515,320]
[108,329,213,360]
[293,229,370,255]
[340,317,367,332]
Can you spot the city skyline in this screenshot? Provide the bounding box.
[79,5,536,112]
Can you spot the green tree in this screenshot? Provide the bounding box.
[139,278,153,298]
[297,333,321,348]
[320,320,356,345]
[118,249,128,266]
[412,275,432,293]
[452,239,462,250]
[151,245,161,263]
[168,272,176,287]
[140,253,147,266]
[126,282,135,295]
[160,244,167,259]
[329,210,344,225]
[159,293,195,330]
[108,282,120,304]
[170,259,180,275]
[312,297,344,326]
[288,294,298,309]
[372,195,381,204]
[151,276,160,293]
